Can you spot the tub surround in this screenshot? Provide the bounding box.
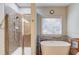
[41,41,71,55]
[36,35,70,55]
[39,35,68,41]
[37,35,79,55]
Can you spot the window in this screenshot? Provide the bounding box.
[42,17,62,34]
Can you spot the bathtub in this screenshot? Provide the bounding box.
[41,41,71,55]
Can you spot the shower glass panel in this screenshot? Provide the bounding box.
[22,14,31,55]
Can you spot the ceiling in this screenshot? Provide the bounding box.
[16,3,71,8]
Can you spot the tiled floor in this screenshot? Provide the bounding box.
[11,47,31,55]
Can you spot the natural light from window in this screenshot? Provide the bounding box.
[42,17,62,35]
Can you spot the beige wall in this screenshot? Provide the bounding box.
[37,7,67,35]
[67,4,79,38]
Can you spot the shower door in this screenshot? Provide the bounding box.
[22,14,31,55]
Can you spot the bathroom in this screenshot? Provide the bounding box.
[0,3,79,55]
[36,3,79,55]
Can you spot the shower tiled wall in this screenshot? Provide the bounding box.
[8,14,22,54]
